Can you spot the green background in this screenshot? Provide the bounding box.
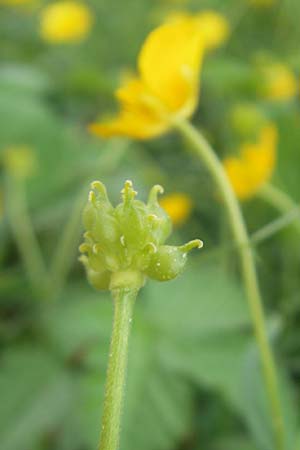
[0,1,300,449]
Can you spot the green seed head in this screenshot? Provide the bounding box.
[79,180,203,290]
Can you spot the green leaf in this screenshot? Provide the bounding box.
[143,264,251,396]
[144,263,250,337]
[210,435,259,450]
[49,266,299,450]
[45,285,111,364]
[231,342,300,450]
[71,325,194,450]
[121,331,194,450]
[0,64,51,97]
[0,347,73,450]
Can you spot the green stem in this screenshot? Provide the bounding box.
[251,206,300,244]
[99,286,138,450]
[259,183,300,234]
[48,188,87,300]
[174,118,285,450]
[5,178,48,297]
[199,205,300,264]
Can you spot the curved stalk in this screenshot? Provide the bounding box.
[174,118,285,450]
[251,207,300,244]
[98,286,138,450]
[259,183,300,234]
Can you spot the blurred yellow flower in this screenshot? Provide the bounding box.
[261,64,298,101]
[223,124,277,200]
[196,11,229,49]
[3,146,37,180]
[40,1,92,44]
[160,193,193,226]
[166,10,229,50]
[89,17,206,139]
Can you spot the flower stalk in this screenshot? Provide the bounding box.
[80,180,202,450]
[174,118,285,450]
[98,284,138,450]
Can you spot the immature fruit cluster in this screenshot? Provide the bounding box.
[79,180,202,290]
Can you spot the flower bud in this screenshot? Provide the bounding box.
[79,180,203,291]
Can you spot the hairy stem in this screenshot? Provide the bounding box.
[98,287,138,450]
[175,118,285,450]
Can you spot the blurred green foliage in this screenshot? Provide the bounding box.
[1,0,300,450]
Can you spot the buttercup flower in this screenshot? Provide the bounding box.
[89,17,207,140]
[167,10,229,50]
[223,124,277,200]
[260,63,298,101]
[40,1,92,44]
[160,192,193,226]
[79,180,202,290]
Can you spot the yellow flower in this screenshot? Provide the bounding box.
[3,146,37,180]
[223,124,277,200]
[160,193,193,226]
[166,10,229,50]
[40,1,92,44]
[190,10,230,50]
[261,64,298,101]
[89,17,206,140]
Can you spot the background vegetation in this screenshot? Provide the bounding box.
[1,0,300,449]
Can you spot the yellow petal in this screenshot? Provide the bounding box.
[224,124,277,200]
[138,18,204,115]
[160,193,193,226]
[224,157,252,200]
[40,1,92,44]
[165,10,229,50]
[116,76,165,120]
[89,110,168,140]
[194,11,230,50]
[89,76,169,139]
